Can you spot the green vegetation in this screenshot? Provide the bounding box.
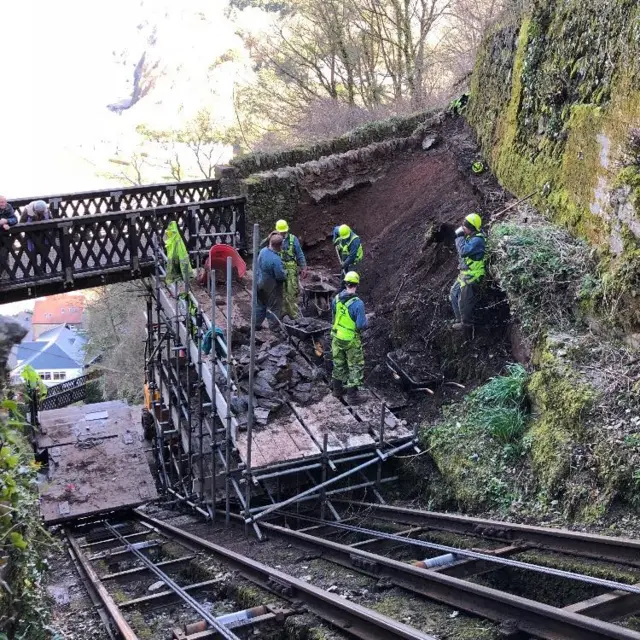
[468,0,640,335]
[0,401,53,640]
[488,221,596,337]
[527,347,594,498]
[231,110,437,176]
[424,364,530,510]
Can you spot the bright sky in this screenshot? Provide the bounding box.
[0,1,266,315]
[0,0,262,199]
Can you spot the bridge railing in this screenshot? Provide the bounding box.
[10,179,220,219]
[39,373,95,411]
[0,196,246,302]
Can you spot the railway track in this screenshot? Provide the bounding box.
[229,504,640,640]
[63,501,640,640]
[64,510,434,640]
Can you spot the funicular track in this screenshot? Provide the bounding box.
[65,510,434,640]
[64,501,640,640]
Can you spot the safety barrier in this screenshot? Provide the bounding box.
[40,374,93,411]
[0,196,246,303]
[10,179,220,218]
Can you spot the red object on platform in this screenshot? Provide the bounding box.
[206,245,247,279]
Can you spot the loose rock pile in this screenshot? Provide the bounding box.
[225,333,328,430]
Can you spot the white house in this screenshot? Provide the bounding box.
[11,324,88,387]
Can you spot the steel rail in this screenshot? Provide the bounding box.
[337,501,640,567]
[215,514,640,640]
[66,531,139,640]
[103,522,240,640]
[134,509,435,640]
[290,513,640,596]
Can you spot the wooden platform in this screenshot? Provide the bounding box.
[37,401,157,524]
[164,278,414,472]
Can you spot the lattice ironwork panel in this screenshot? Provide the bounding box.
[47,374,91,396]
[0,196,246,296]
[40,385,87,411]
[11,179,220,219]
[175,183,220,204]
[69,216,130,273]
[64,196,113,216]
[120,189,171,211]
[1,225,65,281]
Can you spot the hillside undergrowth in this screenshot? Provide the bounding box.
[0,400,53,640]
[420,207,640,524]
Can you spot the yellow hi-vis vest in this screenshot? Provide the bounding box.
[334,233,363,264]
[332,296,358,342]
[458,232,486,286]
[282,233,298,263]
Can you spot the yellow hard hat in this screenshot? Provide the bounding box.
[344,271,360,285]
[338,224,351,239]
[464,213,482,232]
[275,219,289,233]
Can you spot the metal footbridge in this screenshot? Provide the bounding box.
[0,179,246,303]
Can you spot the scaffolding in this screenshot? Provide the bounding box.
[145,224,420,540]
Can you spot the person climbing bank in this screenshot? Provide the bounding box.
[255,232,287,330]
[450,212,486,330]
[274,219,307,319]
[331,271,368,405]
[332,224,363,278]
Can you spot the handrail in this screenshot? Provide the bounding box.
[10,178,220,218]
[0,196,247,303]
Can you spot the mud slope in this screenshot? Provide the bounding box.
[300,119,514,422]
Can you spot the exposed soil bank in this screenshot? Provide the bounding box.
[299,118,515,423]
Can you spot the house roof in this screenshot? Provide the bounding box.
[20,343,79,371]
[37,324,86,364]
[13,323,87,376]
[32,294,85,325]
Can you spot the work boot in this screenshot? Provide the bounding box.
[331,380,344,398]
[345,387,362,405]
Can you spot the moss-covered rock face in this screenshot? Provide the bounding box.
[527,343,594,496]
[468,0,640,332]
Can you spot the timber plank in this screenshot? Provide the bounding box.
[351,389,412,440]
[291,395,373,452]
[39,402,157,524]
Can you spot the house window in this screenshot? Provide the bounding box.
[61,308,65,314]
[45,313,52,319]
[53,372,66,381]
[41,372,52,380]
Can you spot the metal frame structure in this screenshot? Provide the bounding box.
[39,372,97,411]
[0,196,246,302]
[11,179,220,218]
[144,223,419,541]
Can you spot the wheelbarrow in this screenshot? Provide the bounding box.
[282,317,332,340]
[207,245,247,278]
[281,317,331,368]
[301,279,338,317]
[386,351,444,392]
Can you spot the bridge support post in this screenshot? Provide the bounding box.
[109,191,123,212]
[59,222,74,286]
[127,213,140,275]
